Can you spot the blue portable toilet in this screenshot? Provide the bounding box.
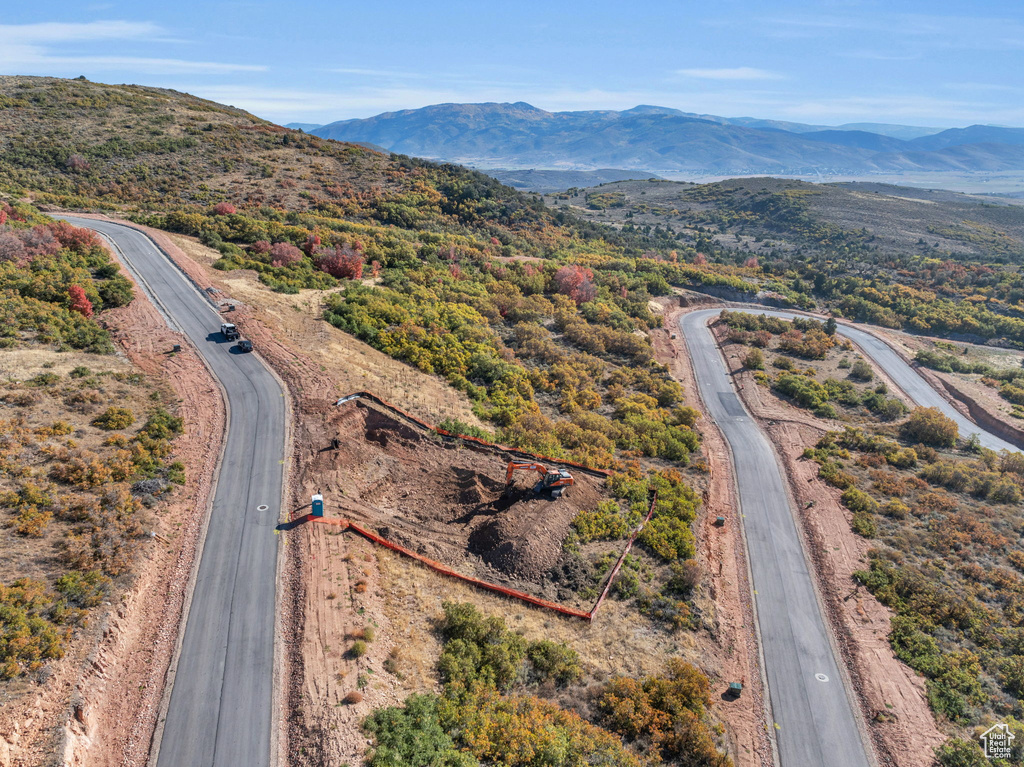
[311,493,324,517]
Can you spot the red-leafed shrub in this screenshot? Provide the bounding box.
[743,256,759,269]
[302,233,321,256]
[21,226,61,258]
[269,242,302,267]
[315,244,363,279]
[370,260,381,278]
[68,285,94,318]
[66,154,90,172]
[554,265,597,304]
[0,234,27,264]
[692,253,708,266]
[251,240,271,255]
[49,221,101,254]
[212,202,237,215]
[0,209,7,226]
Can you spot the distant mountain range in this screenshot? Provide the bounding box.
[307,103,1024,175]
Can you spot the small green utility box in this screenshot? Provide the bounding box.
[715,516,726,527]
[727,682,743,698]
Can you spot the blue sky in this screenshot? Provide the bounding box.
[2,1,1023,127]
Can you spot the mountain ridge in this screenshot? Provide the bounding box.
[310,102,1024,174]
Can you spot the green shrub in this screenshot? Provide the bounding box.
[365,694,477,767]
[742,348,764,370]
[527,640,583,685]
[851,512,877,537]
[849,359,874,381]
[349,640,367,658]
[841,487,877,514]
[901,407,958,448]
[140,408,183,439]
[573,501,628,543]
[92,406,134,430]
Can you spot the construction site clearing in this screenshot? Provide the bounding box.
[298,397,627,611]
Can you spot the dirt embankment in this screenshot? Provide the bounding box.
[652,302,774,767]
[712,322,946,767]
[0,241,226,767]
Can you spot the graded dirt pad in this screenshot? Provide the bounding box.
[305,402,606,600]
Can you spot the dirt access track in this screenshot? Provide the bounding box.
[301,399,610,608]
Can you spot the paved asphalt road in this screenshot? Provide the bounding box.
[681,309,872,767]
[682,307,1021,767]
[754,310,1017,453]
[62,217,285,767]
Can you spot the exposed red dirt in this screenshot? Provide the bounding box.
[306,402,610,606]
[0,240,225,767]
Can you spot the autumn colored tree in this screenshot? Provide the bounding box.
[68,285,94,318]
[692,253,708,266]
[0,209,7,226]
[269,242,302,267]
[0,234,26,264]
[315,244,363,279]
[49,221,100,254]
[901,407,959,447]
[21,226,61,258]
[302,233,321,256]
[212,202,236,215]
[66,153,90,172]
[251,240,271,255]
[554,264,597,304]
[743,256,759,269]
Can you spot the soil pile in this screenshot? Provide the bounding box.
[305,402,607,589]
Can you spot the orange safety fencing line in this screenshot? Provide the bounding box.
[336,391,612,479]
[589,490,658,619]
[312,517,592,621]
[316,395,666,622]
[304,488,660,623]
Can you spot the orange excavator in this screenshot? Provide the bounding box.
[505,461,575,498]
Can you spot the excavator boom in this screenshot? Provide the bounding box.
[504,460,574,497]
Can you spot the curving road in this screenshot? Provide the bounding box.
[760,311,1016,453]
[682,309,872,767]
[62,217,285,767]
[682,306,1021,767]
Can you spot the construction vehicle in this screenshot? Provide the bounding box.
[504,461,574,498]
[237,339,253,353]
[220,323,240,341]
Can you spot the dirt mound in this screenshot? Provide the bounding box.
[304,403,610,588]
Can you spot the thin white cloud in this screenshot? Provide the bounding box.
[676,67,782,81]
[0,20,160,43]
[0,20,261,76]
[762,12,1024,50]
[46,56,265,74]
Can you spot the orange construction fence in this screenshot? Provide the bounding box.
[335,391,612,479]
[318,391,661,621]
[306,490,660,623]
